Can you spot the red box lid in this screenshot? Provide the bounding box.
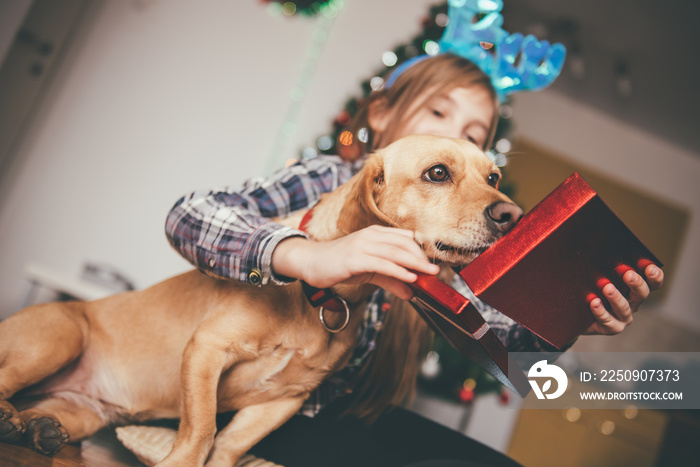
[459,173,662,349]
[408,173,662,393]
[410,273,531,396]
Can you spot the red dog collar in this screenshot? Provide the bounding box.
[298,207,350,333]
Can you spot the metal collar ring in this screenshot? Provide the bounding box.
[319,298,350,333]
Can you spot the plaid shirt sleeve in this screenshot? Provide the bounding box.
[165,155,360,285]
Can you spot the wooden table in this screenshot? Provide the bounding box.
[0,428,144,467]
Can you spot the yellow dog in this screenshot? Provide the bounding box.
[0,135,521,466]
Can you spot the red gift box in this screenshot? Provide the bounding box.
[410,274,532,396]
[410,173,661,394]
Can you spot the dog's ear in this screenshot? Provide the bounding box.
[337,154,394,235]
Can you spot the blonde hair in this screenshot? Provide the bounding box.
[346,53,499,159]
[342,54,498,422]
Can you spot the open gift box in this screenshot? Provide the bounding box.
[409,173,662,396]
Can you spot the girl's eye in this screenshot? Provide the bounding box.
[487,172,500,188]
[432,109,444,118]
[425,165,450,183]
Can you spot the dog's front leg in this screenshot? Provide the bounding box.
[205,396,306,467]
[156,329,236,467]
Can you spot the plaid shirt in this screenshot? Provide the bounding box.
[165,155,563,416]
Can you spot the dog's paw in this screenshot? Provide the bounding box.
[0,400,25,443]
[24,416,70,456]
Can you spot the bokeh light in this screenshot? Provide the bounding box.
[267,2,282,16]
[339,130,353,146]
[435,13,449,27]
[623,405,638,420]
[382,51,398,67]
[462,378,476,391]
[599,420,616,436]
[495,138,511,153]
[498,104,514,119]
[281,2,296,16]
[564,407,581,422]
[317,135,334,151]
[302,147,318,160]
[423,40,440,55]
[370,76,385,91]
[358,127,369,143]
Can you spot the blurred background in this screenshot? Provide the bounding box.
[0,1,698,466]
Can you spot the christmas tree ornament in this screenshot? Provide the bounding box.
[498,388,510,405]
[458,378,477,402]
[459,387,475,403]
[335,110,351,126]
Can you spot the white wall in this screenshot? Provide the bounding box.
[511,91,700,332]
[0,0,437,316]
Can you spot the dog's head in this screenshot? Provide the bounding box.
[339,135,522,266]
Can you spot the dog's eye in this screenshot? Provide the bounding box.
[487,172,500,188]
[425,165,450,183]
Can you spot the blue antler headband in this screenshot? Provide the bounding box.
[386,0,566,102]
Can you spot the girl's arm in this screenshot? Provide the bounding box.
[165,155,439,299]
[165,156,359,285]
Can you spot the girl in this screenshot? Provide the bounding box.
[165,53,663,425]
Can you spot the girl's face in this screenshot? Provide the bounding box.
[371,85,495,150]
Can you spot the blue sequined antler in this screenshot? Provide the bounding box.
[439,0,566,101]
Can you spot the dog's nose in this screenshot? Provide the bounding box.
[485,202,523,233]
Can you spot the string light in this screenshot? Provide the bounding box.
[435,13,449,27]
[357,127,369,143]
[317,135,333,151]
[495,138,511,153]
[423,40,440,55]
[339,130,353,146]
[369,76,385,91]
[382,51,398,67]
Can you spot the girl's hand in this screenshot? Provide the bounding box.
[583,264,664,335]
[271,225,440,301]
